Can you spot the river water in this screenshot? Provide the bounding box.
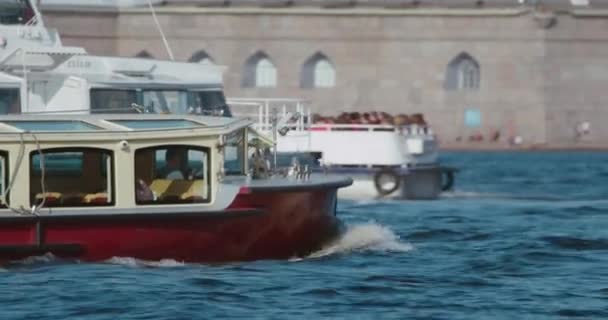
[2,152,608,319]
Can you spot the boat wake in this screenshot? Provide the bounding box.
[299,222,413,260]
[105,257,186,268]
[15,252,58,265]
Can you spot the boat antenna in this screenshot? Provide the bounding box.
[146,0,175,61]
[27,0,44,26]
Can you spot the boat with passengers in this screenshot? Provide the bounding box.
[229,98,457,200]
[0,0,453,200]
[0,113,351,263]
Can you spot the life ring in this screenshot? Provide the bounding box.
[441,170,454,191]
[373,168,401,196]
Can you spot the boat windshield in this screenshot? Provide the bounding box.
[142,90,189,114]
[0,0,34,25]
[89,88,231,116]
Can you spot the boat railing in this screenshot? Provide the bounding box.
[227,97,435,138]
[308,123,433,136]
[227,98,311,133]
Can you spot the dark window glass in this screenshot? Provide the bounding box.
[90,89,139,113]
[194,91,231,117]
[0,88,21,114]
[0,151,8,207]
[0,0,33,25]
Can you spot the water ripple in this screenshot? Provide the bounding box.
[541,236,608,251]
[2,152,608,319]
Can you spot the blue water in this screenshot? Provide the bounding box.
[2,152,608,319]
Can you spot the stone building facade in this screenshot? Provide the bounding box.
[41,1,608,147]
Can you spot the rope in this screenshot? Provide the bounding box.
[1,132,46,216]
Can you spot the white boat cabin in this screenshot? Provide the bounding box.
[0,0,229,117]
[228,98,440,168]
[0,114,255,214]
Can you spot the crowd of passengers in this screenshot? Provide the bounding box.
[311,112,427,126]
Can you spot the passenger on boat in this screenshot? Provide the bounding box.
[165,148,185,180]
[136,179,154,202]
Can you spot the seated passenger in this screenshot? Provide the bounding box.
[165,148,185,180]
[136,179,154,202]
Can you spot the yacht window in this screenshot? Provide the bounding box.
[192,91,231,117]
[30,148,114,207]
[134,145,210,205]
[0,0,33,25]
[224,129,245,175]
[90,89,139,113]
[0,88,21,114]
[142,90,189,114]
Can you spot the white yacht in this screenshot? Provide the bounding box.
[0,0,229,117]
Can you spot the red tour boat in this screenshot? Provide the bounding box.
[0,114,352,263]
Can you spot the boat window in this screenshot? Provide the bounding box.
[224,129,245,175]
[30,148,114,207]
[90,89,139,113]
[0,0,33,25]
[142,90,189,114]
[134,145,210,205]
[0,152,8,207]
[190,91,231,117]
[0,88,21,114]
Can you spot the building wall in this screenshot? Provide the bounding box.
[542,12,608,146]
[42,10,119,56]
[40,6,608,147]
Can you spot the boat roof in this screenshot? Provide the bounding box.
[0,114,252,138]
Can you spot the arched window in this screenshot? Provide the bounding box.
[445,52,480,91]
[189,50,215,65]
[242,52,277,88]
[135,50,154,59]
[301,52,336,88]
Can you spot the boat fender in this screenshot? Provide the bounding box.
[441,170,454,191]
[373,168,401,196]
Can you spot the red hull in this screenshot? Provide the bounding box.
[0,188,340,263]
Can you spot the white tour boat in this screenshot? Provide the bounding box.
[229,98,457,200]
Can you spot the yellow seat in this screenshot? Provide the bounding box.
[180,180,206,200]
[35,192,62,200]
[149,179,173,197]
[35,192,63,206]
[83,192,108,204]
[161,180,193,200]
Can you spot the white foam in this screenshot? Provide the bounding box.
[13,252,57,265]
[301,222,413,260]
[105,257,186,268]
